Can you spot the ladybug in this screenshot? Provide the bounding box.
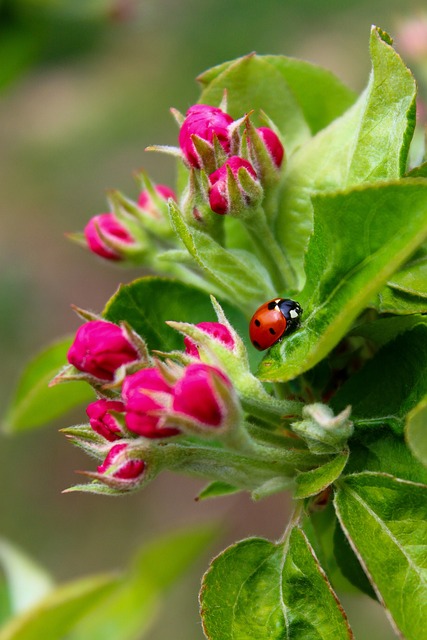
[249,298,303,351]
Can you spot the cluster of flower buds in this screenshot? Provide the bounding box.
[64,318,239,490]
[79,184,176,263]
[177,104,285,215]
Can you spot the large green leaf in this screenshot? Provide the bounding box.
[3,337,94,433]
[405,396,427,467]
[332,325,427,434]
[0,574,117,640]
[200,528,353,639]
[259,181,427,382]
[199,55,311,154]
[350,314,427,347]
[69,525,215,640]
[198,54,356,136]
[334,472,427,640]
[275,26,416,290]
[104,275,250,347]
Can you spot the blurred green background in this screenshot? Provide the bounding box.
[1,1,425,637]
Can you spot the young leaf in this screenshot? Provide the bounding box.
[405,396,427,467]
[334,472,427,640]
[331,325,427,434]
[196,481,240,501]
[0,574,117,640]
[372,284,427,314]
[259,181,427,382]
[275,26,416,290]
[69,525,215,640]
[3,337,94,433]
[200,529,353,639]
[294,449,349,499]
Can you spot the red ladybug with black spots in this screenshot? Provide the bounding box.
[249,298,303,351]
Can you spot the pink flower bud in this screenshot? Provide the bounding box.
[97,443,145,480]
[179,104,233,168]
[184,322,235,358]
[173,363,231,427]
[256,127,284,168]
[123,368,180,438]
[137,184,176,218]
[208,156,257,215]
[67,320,139,380]
[86,399,125,441]
[84,213,134,261]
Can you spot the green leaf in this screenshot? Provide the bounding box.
[3,337,94,433]
[344,427,427,485]
[373,284,427,314]
[332,523,377,600]
[405,396,427,467]
[69,525,215,640]
[332,325,427,434]
[350,314,427,347]
[259,181,427,382]
[103,276,262,370]
[0,574,117,640]
[294,449,349,499]
[200,529,353,639]
[0,539,54,617]
[387,257,427,299]
[275,26,416,290]
[196,481,240,501]
[334,472,427,640]
[199,54,311,154]
[198,54,356,136]
[167,202,275,311]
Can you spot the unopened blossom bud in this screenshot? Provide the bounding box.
[137,184,176,218]
[84,213,134,261]
[123,368,180,438]
[184,322,235,358]
[208,156,258,215]
[179,104,233,168]
[256,127,284,168]
[67,320,139,380]
[86,399,125,441]
[97,443,145,480]
[173,363,231,427]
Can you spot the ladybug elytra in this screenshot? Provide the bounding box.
[249,298,303,351]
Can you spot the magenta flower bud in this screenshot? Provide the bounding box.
[123,368,180,438]
[208,156,258,215]
[184,322,235,358]
[67,320,139,380]
[179,104,233,168]
[137,184,176,218]
[256,127,284,168]
[97,443,145,480]
[86,399,125,441]
[173,363,231,428]
[84,213,134,261]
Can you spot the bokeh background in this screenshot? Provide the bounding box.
[1,1,426,638]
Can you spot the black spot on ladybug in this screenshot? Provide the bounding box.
[267,301,276,310]
[269,328,276,335]
[254,319,261,327]
[253,340,261,349]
